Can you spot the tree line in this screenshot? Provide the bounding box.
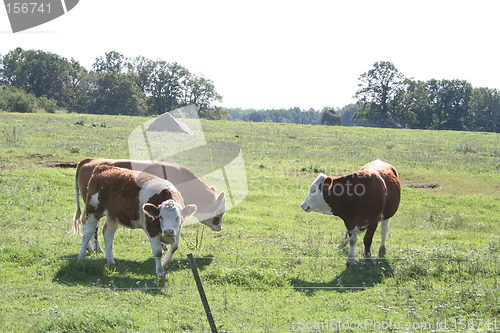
[228,105,367,126]
[0,48,223,117]
[354,61,499,132]
[228,107,323,124]
[229,62,499,133]
[0,49,498,132]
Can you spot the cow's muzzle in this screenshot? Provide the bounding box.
[210,224,222,231]
[163,229,175,237]
[301,203,311,212]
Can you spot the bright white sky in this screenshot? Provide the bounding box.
[1,0,499,110]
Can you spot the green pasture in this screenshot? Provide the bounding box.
[0,112,498,332]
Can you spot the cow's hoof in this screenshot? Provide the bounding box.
[106,260,117,269]
[363,253,372,266]
[378,246,386,257]
[346,259,355,266]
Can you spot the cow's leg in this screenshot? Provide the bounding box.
[78,214,99,260]
[85,236,95,253]
[94,226,103,253]
[87,226,103,254]
[346,232,357,266]
[148,236,165,278]
[363,220,379,265]
[378,218,390,257]
[103,217,119,268]
[161,235,180,268]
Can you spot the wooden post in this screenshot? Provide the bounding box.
[187,253,218,333]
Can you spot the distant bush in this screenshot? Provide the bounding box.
[0,85,58,113]
[0,85,37,113]
[37,96,58,113]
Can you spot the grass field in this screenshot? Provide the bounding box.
[0,111,499,332]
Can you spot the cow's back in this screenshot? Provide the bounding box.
[360,160,401,220]
[78,159,198,201]
[76,158,218,215]
[77,158,134,202]
[85,165,144,227]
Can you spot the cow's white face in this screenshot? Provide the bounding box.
[143,201,197,243]
[301,173,333,215]
[196,192,225,231]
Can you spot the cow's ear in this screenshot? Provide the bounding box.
[143,203,160,218]
[210,186,216,192]
[217,192,225,202]
[322,177,333,192]
[181,204,197,218]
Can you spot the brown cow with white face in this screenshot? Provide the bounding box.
[77,165,197,278]
[73,158,225,252]
[301,160,401,265]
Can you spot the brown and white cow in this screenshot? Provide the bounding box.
[73,158,225,252]
[301,160,401,265]
[77,165,197,277]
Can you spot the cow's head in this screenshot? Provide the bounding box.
[301,173,333,214]
[143,200,197,243]
[196,191,226,232]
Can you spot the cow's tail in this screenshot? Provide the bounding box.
[72,168,82,234]
[72,159,90,234]
[374,172,388,220]
[389,166,399,179]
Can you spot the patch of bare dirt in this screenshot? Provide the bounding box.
[403,180,440,189]
[47,162,77,168]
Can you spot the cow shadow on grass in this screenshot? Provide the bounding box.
[290,259,393,296]
[53,255,213,294]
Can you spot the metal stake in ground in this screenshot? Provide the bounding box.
[187,253,218,333]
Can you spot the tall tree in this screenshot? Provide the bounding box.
[430,79,472,130]
[130,56,156,95]
[182,74,222,115]
[129,57,222,115]
[131,59,190,114]
[88,54,146,116]
[93,51,127,73]
[355,61,407,127]
[1,47,87,108]
[393,79,429,128]
[469,87,500,132]
[392,79,475,130]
